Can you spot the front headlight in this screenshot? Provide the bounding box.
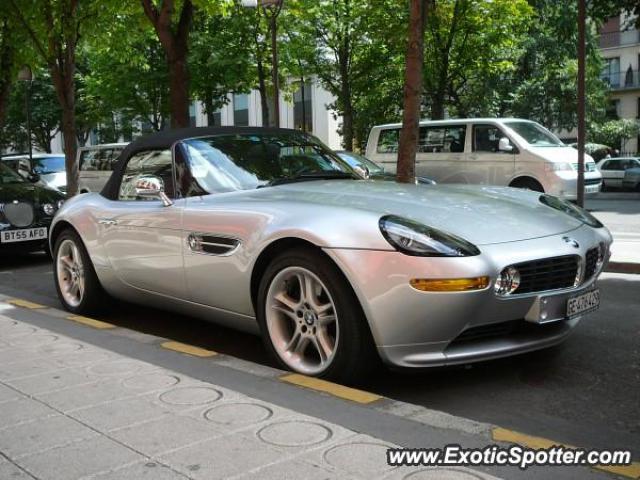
[42,203,56,216]
[379,215,480,257]
[550,162,573,172]
[539,195,603,228]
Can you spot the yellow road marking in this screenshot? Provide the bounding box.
[492,427,640,479]
[161,341,217,358]
[67,315,115,330]
[7,298,46,309]
[280,373,382,404]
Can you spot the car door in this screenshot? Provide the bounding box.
[415,124,468,183]
[99,148,187,298]
[467,124,515,186]
[606,160,625,188]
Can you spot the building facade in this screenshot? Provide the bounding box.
[599,13,640,154]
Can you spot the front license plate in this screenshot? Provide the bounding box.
[567,289,600,318]
[586,185,600,194]
[1,227,48,243]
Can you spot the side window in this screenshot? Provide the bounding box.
[473,125,502,153]
[418,126,466,153]
[80,150,100,171]
[608,160,622,171]
[600,161,610,170]
[118,150,175,201]
[377,128,400,153]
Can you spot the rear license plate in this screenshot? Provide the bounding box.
[1,227,47,243]
[567,289,600,318]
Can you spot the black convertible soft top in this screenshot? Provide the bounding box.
[100,126,302,200]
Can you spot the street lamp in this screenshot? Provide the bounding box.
[17,65,33,163]
[242,0,283,127]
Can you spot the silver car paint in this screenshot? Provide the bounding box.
[51,180,612,367]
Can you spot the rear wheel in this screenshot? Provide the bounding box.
[53,229,106,314]
[257,247,377,383]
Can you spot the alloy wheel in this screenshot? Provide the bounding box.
[56,239,85,308]
[265,266,339,375]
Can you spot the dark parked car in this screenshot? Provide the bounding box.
[0,162,65,253]
[335,150,436,185]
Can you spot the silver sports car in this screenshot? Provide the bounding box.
[50,127,612,382]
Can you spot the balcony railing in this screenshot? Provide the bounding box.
[598,29,640,48]
[601,70,640,90]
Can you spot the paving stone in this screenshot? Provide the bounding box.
[86,359,159,378]
[37,378,138,412]
[0,347,44,365]
[9,334,59,349]
[54,349,115,368]
[235,458,338,480]
[110,414,224,455]
[16,435,143,480]
[91,461,190,480]
[0,461,36,479]
[0,357,65,380]
[0,398,58,429]
[158,431,287,480]
[0,415,96,458]
[0,382,23,403]
[70,395,172,431]
[8,367,95,395]
[384,467,502,480]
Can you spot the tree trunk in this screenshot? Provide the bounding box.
[257,58,270,126]
[51,67,78,196]
[167,53,190,128]
[397,0,429,183]
[339,59,354,151]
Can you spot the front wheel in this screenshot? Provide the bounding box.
[53,229,106,314]
[257,248,377,383]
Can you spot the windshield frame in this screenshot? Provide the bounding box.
[503,121,565,148]
[178,132,357,194]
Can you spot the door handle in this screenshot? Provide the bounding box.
[98,218,118,226]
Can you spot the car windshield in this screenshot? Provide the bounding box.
[336,151,384,175]
[0,162,26,184]
[504,121,565,147]
[180,132,355,192]
[32,156,66,174]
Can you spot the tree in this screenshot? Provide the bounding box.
[189,6,254,126]
[140,0,194,128]
[0,17,16,130]
[423,0,532,119]
[397,0,429,183]
[8,0,102,196]
[589,119,640,151]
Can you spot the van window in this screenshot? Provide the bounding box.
[473,125,503,153]
[418,126,465,153]
[377,129,400,153]
[80,148,122,171]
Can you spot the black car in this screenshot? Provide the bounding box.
[1,162,65,253]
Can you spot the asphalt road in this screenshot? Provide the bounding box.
[0,252,638,458]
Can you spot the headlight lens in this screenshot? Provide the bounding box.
[42,203,56,216]
[495,266,521,295]
[379,215,480,257]
[550,162,573,172]
[539,194,603,228]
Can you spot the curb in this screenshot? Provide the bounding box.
[1,294,639,479]
[605,262,640,275]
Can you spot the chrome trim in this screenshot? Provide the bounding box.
[187,232,241,256]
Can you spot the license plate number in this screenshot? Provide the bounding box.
[567,289,600,318]
[1,227,48,243]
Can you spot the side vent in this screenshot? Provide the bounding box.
[187,233,241,256]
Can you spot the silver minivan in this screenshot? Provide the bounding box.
[365,118,602,200]
[77,143,127,193]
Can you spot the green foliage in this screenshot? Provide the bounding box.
[589,119,640,150]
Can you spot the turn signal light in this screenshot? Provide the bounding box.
[410,277,490,292]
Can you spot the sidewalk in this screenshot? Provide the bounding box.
[0,299,630,480]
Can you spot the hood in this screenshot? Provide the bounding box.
[0,182,65,205]
[234,181,585,245]
[528,146,594,164]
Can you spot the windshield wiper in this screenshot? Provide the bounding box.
[265,171,356,187]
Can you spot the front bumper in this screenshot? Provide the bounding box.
[325,224,612,368]
[548,171,602,200]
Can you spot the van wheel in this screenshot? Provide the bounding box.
[510,177,544,193]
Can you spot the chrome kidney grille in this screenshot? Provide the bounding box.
[2,202,35,227]
[512,255,580,294]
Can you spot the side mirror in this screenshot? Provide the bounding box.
[27,172,41,183]
[134,175,173,207]
[353,165,370,179]
[498,137,514,153]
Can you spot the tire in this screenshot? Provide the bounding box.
[53,228,106,314]
[510,177,544,192]
[256,247,378,383]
